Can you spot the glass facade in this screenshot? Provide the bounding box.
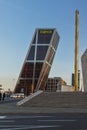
[27,46,35,60]
[14,28,60,95]
[36,46,48,60]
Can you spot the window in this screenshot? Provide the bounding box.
[32,34,36,44]
[35,63,43,78]
[21,63,34,78]
[36,46,48,60]
[27,46,35,60]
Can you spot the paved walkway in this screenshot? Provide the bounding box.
[0,97,87,114]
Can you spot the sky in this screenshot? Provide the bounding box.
[0,0,87,91]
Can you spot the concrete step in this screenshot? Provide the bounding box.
[21,92,87,108]
[17,90,43,106]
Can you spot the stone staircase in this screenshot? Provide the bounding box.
[17,90,43,106]
[21,92,87,108]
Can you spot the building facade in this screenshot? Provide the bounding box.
[14,29,60,95]
[81,49,87,91]
[45,77,67,92]
[60,85,74,92]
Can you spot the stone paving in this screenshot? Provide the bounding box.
[0,92,87,114]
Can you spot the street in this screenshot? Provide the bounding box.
[0,113,87,130]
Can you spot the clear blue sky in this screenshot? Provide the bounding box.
[0,0,87,91]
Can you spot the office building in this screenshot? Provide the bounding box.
[45,77,67,92]
[81,49,87,91]
[14,29,60,95]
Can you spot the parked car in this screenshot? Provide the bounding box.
[10,93,24,99]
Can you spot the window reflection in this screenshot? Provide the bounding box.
[27,46,35,60]
[36,46,48,60]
